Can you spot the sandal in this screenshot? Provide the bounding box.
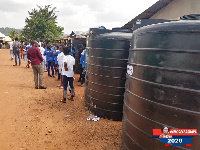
[68,97,74,101]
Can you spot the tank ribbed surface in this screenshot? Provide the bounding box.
[122,20,200,149]
[85,28,132,121]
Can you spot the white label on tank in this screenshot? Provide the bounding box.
[127,65,133,75]
[136,19,141,24]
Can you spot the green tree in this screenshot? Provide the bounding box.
[21,5,64,42]
[7,30,19,39]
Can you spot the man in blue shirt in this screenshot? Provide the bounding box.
[44,44,55,77]
[77,44,86,82]
[53,45,61,80]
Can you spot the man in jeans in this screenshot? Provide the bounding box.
[27,40,47,89]
[13,37,21,66]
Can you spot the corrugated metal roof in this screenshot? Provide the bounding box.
[122,0,174,29]
[0,32,5,38]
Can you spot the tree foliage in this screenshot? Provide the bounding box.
[0,27,21,36]
[7,30,19,39]
[21,5,64,42]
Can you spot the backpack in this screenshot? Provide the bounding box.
[13,42,21,53]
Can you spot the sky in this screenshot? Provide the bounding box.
[0,0,158,34]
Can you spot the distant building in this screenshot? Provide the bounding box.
[0,32,5,48]
[0,32,5,39]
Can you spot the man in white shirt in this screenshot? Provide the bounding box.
[8,39,14,60]
[57,45,65,88]
[36,38,42,47]
[60,46,75,103]
[38,43,46,71]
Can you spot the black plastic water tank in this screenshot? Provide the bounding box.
[72,38,86,74]
[122,20,200,149]
[85,28,132,121]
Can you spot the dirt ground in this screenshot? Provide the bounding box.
[0,49,122,150]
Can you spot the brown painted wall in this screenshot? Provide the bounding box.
[151,0,200,19]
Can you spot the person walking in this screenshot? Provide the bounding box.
[27,40,47,89]
[60,46,75,103]
[13,37,21,66]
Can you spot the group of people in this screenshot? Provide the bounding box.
[8,37,86,103]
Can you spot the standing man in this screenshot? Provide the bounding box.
[13,37,21,66]
[8,39,14,60]
[36,38,42,47]
[27,40,47,89]
[38,43,46,71]
[77,44,86,82]
[44,44,55,77]
[53,45,61,80]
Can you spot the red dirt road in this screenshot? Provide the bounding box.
[0,49,122,150]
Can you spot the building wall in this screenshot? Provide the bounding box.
[150,0,200,19]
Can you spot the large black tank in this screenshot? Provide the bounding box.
[85,28,132,121]
[122,20,200,149]
[72,38,86,74]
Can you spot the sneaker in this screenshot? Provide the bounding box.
[35,86,39,89]
[39,86,47,89]
[52,75,55,78]
[48,75,52,77]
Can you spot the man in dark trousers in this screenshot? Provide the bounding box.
[13,37,21,66]
[27,40,47,89]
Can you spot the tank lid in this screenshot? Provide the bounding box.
[112,27,132,33]
[101,32,132,40]
[180,14,200,20]
[133,20,200,34]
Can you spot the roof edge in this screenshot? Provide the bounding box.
[122,0,174,29]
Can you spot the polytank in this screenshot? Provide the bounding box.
[122,20,200,149]
[85,28,132,121]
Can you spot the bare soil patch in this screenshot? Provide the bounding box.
[0,49,122,150]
